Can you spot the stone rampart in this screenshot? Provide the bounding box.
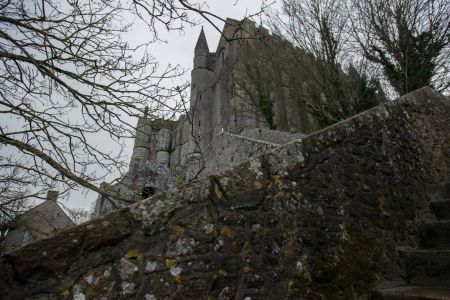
[238,127,306,145]
[199,131,280,177]
[1,87,449,299]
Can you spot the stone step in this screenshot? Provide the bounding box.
[374,286,450,300]
[430,201,450,220]
[400,249,450,286]
[419,221,450,249]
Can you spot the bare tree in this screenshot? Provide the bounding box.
[266,0,386,128]
[350,0,450,95]
[0,152,38,246]
[270,0,349,65]
[1,0,267,217]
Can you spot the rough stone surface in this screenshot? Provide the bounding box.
[238,128,306,145]
[199,131,280,177]
[0,87,449,299]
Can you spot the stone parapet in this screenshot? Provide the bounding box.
[1,87,449,299]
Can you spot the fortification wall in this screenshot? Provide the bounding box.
[1,88,449,299]
[239,128,306,145]
[199,131,280,178]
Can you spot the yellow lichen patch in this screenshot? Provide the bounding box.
[56,279,75,296]
[242,265,251,273]
[220,226,235,239]
[276,191,286,198]
[378,195,385,210]
[293,191,302,201]
[214,182,224,200]
[274,175,282,188]
[283,230,296,256]
[288,280,294,290]
[175,274,182,285]
[388,156,394,167]
[125,249,142,261]
[240,241,249,260]
[172,225,185,236]
[218,269,228,277]
[165,258,177,268]
[301,254,308,266]
[194,279,208,290]
[283,240,295,257]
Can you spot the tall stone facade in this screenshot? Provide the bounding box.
[94,19,319,216]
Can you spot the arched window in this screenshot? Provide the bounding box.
[142,186,155,198]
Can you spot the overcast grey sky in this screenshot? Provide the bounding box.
[62,0,268,213]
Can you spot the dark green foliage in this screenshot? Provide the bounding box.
[367,26,444,95]
[237,62,276,130]
[349,68,386,114]
[357,0,449,95]
[304,63,386,129]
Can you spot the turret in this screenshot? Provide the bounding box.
[46,190,59,202]
[194,27,209,70]
[156,128,171,166]
[191,28,214,111]
[130,108,151,164]
[188,27,215,157]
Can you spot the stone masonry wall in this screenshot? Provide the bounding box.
[0,87,449,299]
[199,132,280,177]
[238,128,306,145]
[173,131,279,181]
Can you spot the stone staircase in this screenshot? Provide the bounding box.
[375,181,450,299]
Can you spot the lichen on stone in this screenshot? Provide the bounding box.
[145,260,158,273]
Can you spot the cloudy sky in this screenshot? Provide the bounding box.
[62,0,269,212]
[148,0,268,71]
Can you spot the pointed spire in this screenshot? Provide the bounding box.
[195,27,209,56]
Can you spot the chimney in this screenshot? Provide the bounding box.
[46,190,59,202]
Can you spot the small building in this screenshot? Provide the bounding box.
[1,191,74,254]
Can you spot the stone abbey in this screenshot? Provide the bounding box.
[2,17,449,298]
[94,18,318,215]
